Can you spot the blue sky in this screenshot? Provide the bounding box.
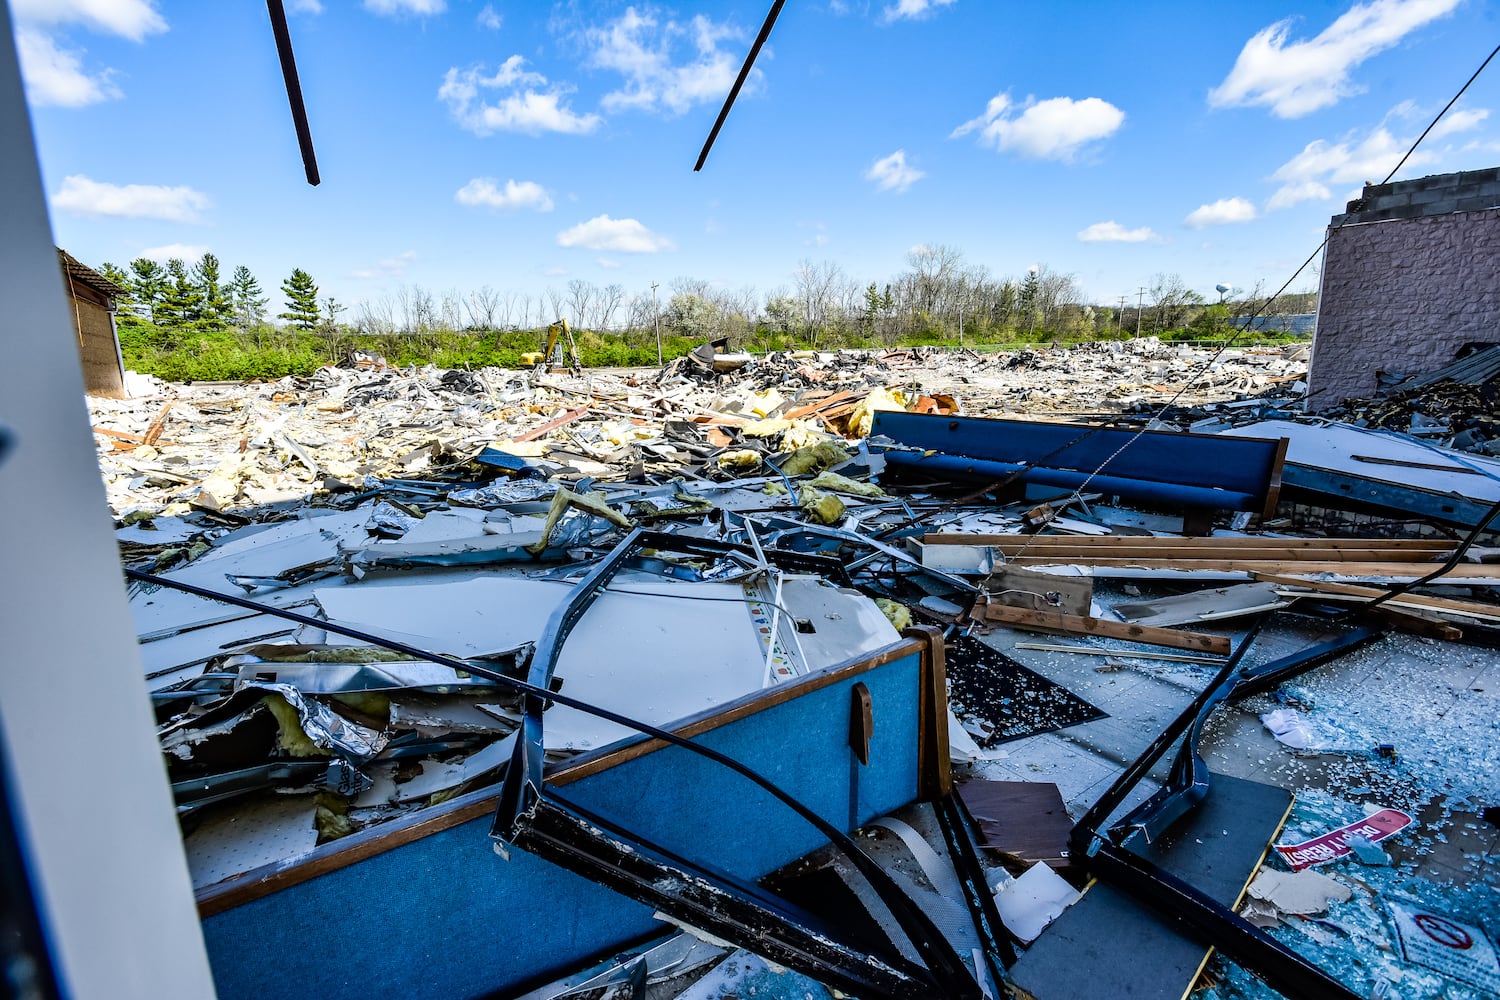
[13,0,1500,319]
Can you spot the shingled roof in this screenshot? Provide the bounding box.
[57,248,127,300]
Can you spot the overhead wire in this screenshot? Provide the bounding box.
[970,41,1500,572]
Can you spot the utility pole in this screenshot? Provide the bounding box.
[651,282,661,366]
[1136,286,1146,338]
[1116,295,1126,338]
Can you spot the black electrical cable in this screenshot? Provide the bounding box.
[1337,496,1500,623]
[878,40,1500,543]
[694,0,784,171]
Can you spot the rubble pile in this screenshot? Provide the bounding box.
[89,339,1309,522]
[98,339,1500,1000]
[1323,379,1500,455]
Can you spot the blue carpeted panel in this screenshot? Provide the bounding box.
[202,650,922,1000]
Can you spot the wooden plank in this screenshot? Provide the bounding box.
[513,406,590,442]
[1372,607,1463,640]
[1009,776,1292,1000]
[1251,572,1500,621]
[998,546,1447,562]
[783,390,856,421]
[1001,559,1500,577]
[92,426,180,447]
[975,602,1231,654]
[924,534,1455,549]
[1013,643,1225,664]
[142,402,174,446]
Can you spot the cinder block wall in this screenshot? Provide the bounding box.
[1306,168,1500,409]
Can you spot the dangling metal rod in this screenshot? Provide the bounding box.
[694,0,784,171]
[266,0,320,186]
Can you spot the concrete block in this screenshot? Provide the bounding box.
[1456,196,1500,213]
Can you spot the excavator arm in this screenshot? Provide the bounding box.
[521,319,582,373]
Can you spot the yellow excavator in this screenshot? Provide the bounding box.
[520,318,582,373]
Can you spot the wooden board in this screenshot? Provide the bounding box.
[958,780,1075,878]
[1008,775,1293,1000]
[999,559,1500,578]
[924,534,1455,550]
[1003,548,1447,562]
[975,602,1231,654]
[1250,573,1500,621]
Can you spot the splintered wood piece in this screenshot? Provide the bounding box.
[976,601,1230,654]
[142,402,174,446]
[989,566,1094,617]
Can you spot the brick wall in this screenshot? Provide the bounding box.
[1306,207,1500,408]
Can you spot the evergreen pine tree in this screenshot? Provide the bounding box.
[98,262,141,317]
[128,257,166,324]
[228,265,268,331]
[279,268,320,330]
[191,252,232,329]
[1019,268,1041,337]
[153,259,191,327]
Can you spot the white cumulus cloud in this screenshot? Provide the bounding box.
[1185,197,1257,228]
[11,0,166,41]
[15,30,120,107]
[951,93,1124,161]
[11,0,166,108]
[440,57,602,135]
[865,150,925,192]
[350,250,416,280]
[588,7,747,115]
[556,215,673,253]
[1209,0,1461,118]
[455,178,554,212]
[364,0,446,16]
[290,0,324,14]
[1077,221,1158,243]
[52,175,209,222]
[1265,104,1489,209]
[477,4,502,29]
[880,0,956,23]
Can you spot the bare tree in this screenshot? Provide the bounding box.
[1149,273,1200,332]
[439,288,463,332]
[465,285,501,330]
[395,285,414,335]
[1034,265,1081,331]
[565,279,595,329]
[355,296,396,336]
[597,283,624,331]
[624,292,653,335]
[794,259,847,345]
[544,287,565,325]
[905,243,964,320]
[410,285,437,335]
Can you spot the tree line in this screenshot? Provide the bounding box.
[100,254,334,335]
[101,245,1317,357]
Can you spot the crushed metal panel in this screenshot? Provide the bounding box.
[872,411,1287,516]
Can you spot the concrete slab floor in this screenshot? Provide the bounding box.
[955,606,1500,998]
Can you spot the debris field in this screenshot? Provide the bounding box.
[95,339,1500,1000]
